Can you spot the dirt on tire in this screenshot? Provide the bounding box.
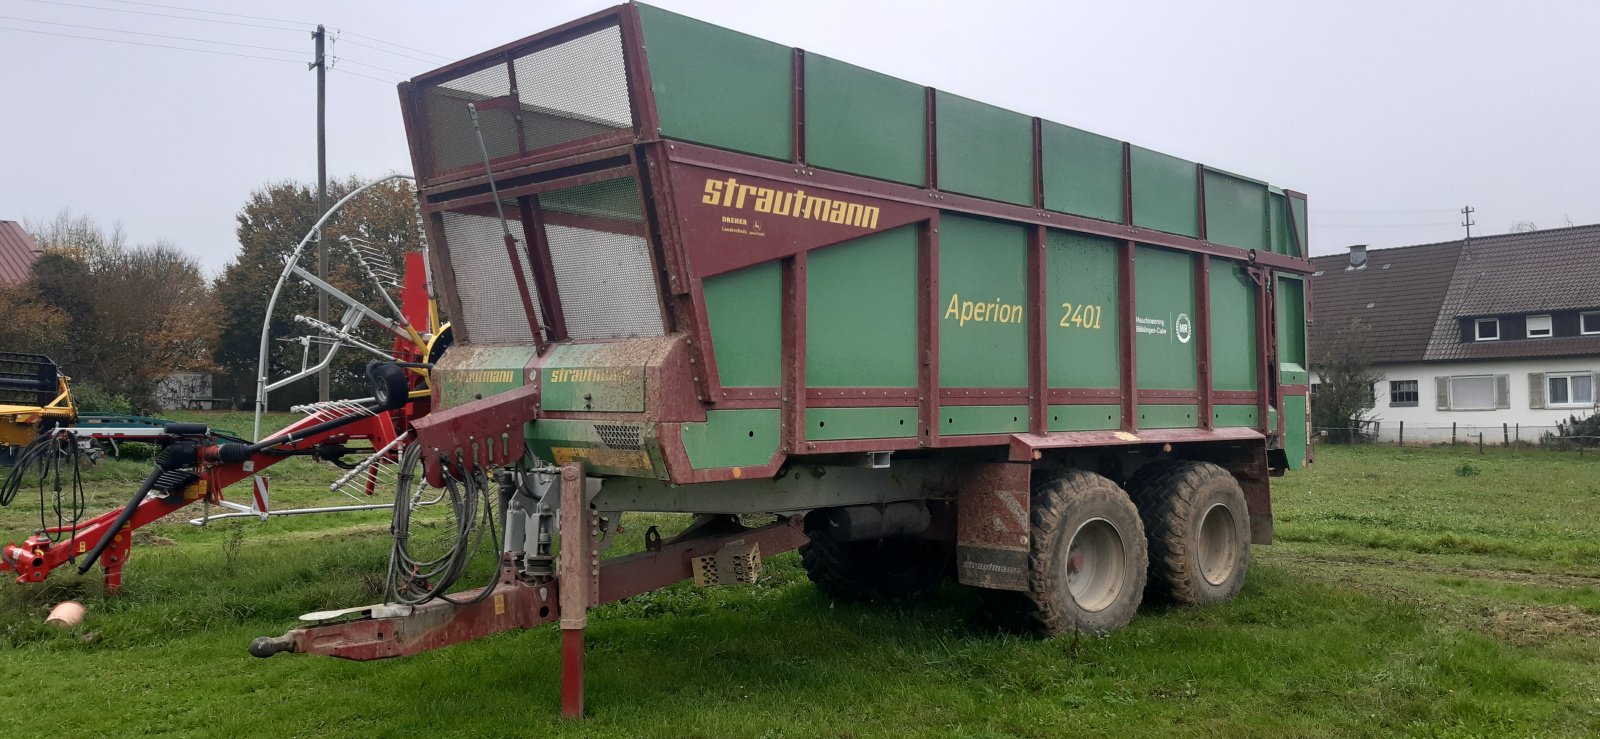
[987,469,1148,636]
[1126,460,1251,607]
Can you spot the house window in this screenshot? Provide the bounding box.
[1474,318,1499,341]
[1583,312,1600,335]
[1389,379,1419,407]
[1547,373,1594,408]
[1449,376,1496,410]
[1526,314,1552,338]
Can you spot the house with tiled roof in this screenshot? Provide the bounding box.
[0,221,42,286]
[1310,224,1600,441]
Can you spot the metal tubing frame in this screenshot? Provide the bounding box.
[253,174,414,441]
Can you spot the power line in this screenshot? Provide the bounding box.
[332,67,399,85]
[335,56,408,77]
[19,0,308,32]
[1312,208,1459,215]
[0,14,303,54]
[0,23,303,63]
[95,0,312,27]
[339,38,440,66]
[1316,222,1458,229]
[338,29,448,61]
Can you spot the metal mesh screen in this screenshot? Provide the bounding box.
[425,64,518,175]
[440,209,543,344]
[539,178,664,340]
[423,25,632,176]
[511,25,631,150]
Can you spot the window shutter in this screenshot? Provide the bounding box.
[1528,373,1545,409]
[1494,374,1510,409]
[1435,376,1449,411]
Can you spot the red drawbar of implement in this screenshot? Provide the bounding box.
[250,513,811,715]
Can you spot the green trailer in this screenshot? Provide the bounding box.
[255,3,1314,716]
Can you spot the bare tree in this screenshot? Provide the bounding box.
[1310,319,1384,443]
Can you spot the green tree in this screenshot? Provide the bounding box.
[1310,320,1383,443]
[212,176,421,408]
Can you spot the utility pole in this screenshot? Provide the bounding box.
[312,25,329,402]
[1460,205,1475,243]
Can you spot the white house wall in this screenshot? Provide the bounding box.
[1359,358,1598,443]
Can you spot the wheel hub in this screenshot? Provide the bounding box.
[1064,517,1126,612]
[1196,503,1238,586]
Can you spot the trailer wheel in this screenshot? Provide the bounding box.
[988,470,1147,636]
[1126,460,1250,606]
[800,528,948,604]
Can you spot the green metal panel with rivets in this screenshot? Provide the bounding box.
[807,226,919,388]
[938,214,1029,388]
[1046,230,1120,389]
[935,92,1034,205]
[1134,246,1197,390]
[1042,122,1125,223]
[1209,264,1258,392]
[636,4,792,160]
[804,54,926,186]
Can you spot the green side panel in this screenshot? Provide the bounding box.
[938,215,1028,388]
[1208,264,1257,392]
[804,55,925,185]
[1130,147,1199,237]
[526,419,666,478]
[1212,404,1259,428]
[1041,122,1124,222]
[806,407,917,441]
[1134,246,1197,390]
[1203,169,1268,251]
[807,227,918,387]
[934,91,1033,206]
[1268,191,1290,256]
[1283,395,1308,469]
[636,4,791,160]
[1046,230,1120,389]
[539,343,646,412]
[434,345,537,410]
[704,261,781,387]
[1275,274,1307,383]
[1047,404,1121,432]
[941,405,1029,436]
[1290,197,1309,258]
[1138,404,1199,429]
[680,409,781,469]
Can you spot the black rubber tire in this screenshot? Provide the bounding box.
[987,469,1148,636]
[1126,460,1251,607]
[799,527,949,604]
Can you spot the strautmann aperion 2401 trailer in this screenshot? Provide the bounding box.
[252,3,1315,716]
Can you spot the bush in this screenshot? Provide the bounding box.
[71,381,133,415]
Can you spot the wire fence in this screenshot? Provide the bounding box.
[1314,421,1600,453]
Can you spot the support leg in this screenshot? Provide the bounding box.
[556,461,592,719]
[101,528,131,595]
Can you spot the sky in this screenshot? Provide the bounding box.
[2,0,1598,275]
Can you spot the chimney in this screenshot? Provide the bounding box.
[1347,244,1368,270]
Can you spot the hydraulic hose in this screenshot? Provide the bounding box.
[76,441,198,574]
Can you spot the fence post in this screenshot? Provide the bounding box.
[1452,422,1457,446]
[1503,423,1509,446]
[1398,421,1404,446]
[1373,421,1381,444]
[1515,423,1520,442]
[1478,432,1484,454]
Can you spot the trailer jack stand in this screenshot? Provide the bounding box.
[556,461,592,719]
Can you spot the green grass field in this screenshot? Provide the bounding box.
[0,423,1595,737]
